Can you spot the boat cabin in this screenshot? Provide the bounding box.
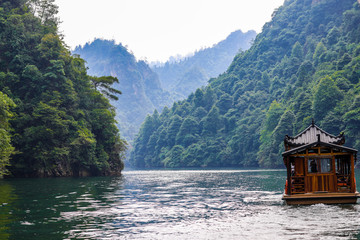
[282,121,359,205]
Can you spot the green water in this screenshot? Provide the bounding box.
[0,177,123,239]
[0,169,360,239]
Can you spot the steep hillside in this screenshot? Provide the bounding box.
[0,0,126,177]
[130,0,360,169]
[73,40,174,142]
[152,30,256,99]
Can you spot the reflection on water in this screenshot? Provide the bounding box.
[0,169,360,239]
[0,181,16,240]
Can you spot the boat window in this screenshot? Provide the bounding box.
[308,159,318,173]
[308,158,333,173]
[336,156,350,175]
[291,157,305,176]
[320,158,332,173]
[308,148,318,154]
[320,148,331,153]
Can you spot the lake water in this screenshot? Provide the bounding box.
[1,169,360,239]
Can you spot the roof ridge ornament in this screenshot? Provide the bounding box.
[312,118,315,126]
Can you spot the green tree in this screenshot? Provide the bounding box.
[90,76,122,100]
[167,115,183,146]
[129,0,360,170]
[202,106,222,134]
[175,117,199,146]
[296,61,314,85]
[313,76,343,120]
[0,0,126,177]
[313,41,327,66]
[193,88,204,107]
[28,0,60,32]
[326,27,340,45]
[344,96,360,149]
[0,92,15,178]
[203,86,216,110]
[263,100,284,133]
[258,101,285,167]
[273,110,296,144]
[216,93,233,114]
[162,145,185,168]
[291,41,303,60]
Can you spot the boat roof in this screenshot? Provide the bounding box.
[284,121,344,147]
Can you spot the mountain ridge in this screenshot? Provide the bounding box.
[130,0,360,169]
[152,30,256,99]
[73,30,257,144]
[73,39,174,143]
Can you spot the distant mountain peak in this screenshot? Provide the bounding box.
[152,29,257,99]
[73,39,173,143]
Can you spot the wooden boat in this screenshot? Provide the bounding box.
[282,120,360,205]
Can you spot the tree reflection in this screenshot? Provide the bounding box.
[0,181,16,240]
[0,177,125,239]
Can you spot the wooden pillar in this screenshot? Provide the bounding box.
[304,157,308,192]
[350,154,355,193]
[332,155,337,192]
[286,156,291,195]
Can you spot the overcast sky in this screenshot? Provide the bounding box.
[55,0,284,62]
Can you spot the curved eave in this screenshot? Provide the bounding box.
[282,141,358,157]
[284,124,345,146]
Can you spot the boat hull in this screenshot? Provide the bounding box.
[282,192,360,205]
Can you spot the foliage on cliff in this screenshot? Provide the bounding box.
[130,0,360,169]
[0,0,126,177]
[73,39,174,142]
[0,92,15,178]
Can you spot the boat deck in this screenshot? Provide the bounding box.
[282,192,360,205]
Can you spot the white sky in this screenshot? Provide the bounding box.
[55,0,284,62]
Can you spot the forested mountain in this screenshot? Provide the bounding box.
[0,0,126,177]
[130,0,360,169]
[73,40,174,142]
[152,30,256,99]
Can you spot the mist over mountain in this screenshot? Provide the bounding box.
[73,30,256,144]
[73,39,174,142]
[152,30,257,99]
[130,0,360,169]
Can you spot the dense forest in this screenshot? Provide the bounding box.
[73,32,256,144]
[0,0,126,178]
[73,40,174,142]
[152,30,256,99]
[130,0,360,169]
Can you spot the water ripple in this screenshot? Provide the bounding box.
[58,170,360,239]
[2,169,360,239]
